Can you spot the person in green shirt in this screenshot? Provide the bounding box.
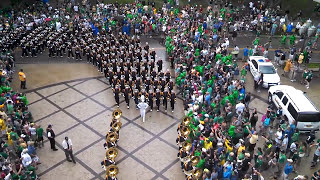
[6,101,14,115]
[277,150,287,173]
[36,125,44,148]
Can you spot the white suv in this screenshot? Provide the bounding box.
[268,85,320,132]
[247,56,280,88]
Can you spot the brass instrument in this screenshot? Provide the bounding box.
[106,147,118,161]
[106,132,119,144]
[112,122,122,132]
[182,141,192,152]
[191,156,200,166]
[192,168,203,179]
[106,165,119,178]
[182,116,191,126]
[180,126,191,137]
[112,109,122,120]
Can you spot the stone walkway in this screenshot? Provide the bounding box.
[26,76,185,180]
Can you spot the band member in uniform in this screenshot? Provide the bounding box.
[145,76,152,93]
[157,59,163,73]
[168,79,174,92]
[160,78,166,92]
[165,70,171,83]
[124,85,130,109]
[113,85,120,108]
[162,88,169,112]
[155,89,161,112]
[137,95,149,123]
[147,90,154,112]
[56,42,63,57]
[67,42,74,59]
[135,77,141,92]
[133,89,139,109]
[170,90,176,112]
[101,156,115,170]
[75,45,82,60]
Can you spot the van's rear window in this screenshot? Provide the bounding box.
[297,113,320,122]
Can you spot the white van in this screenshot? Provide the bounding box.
[268,85,320,132]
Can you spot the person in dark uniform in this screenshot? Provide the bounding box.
[145,76,152,93]
[113,85,120,108]
[56,42,63,58]
[67,43,74,59]
[148,89,154,112]
[46,124,58,151]
[124,85,131,109]
[162,88,169,112]
[157,59,163,73]
[21,43,28,58]
[165,70,171,83]
[75,45,82,60]
[168,79,174,93]
[170,90,176,112]
[30,42,37,57]
[135,77,141,92]
[133,89,139,109]
[160,78,166,92]
[155,89,161,112]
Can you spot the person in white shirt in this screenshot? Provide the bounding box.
[235,101,245,114]
[62,136,76,163]
[137,95,148,122]
[21,149,32,167]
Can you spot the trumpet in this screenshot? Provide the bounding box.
[112,109,122,120]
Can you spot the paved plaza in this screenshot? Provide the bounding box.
[10,38,320,180]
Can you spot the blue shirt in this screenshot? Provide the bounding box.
[243,48,248,56]
[284,162,293,175]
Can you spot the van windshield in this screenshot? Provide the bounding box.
[297,113,320,122]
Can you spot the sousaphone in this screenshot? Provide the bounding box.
[112,121,122,132]
[106,165,119,178]
[112,109,122,120]
[182,116,191,126]
[180,126,191,137]
[192,168,203,180]
[191,156,200,166]
[106,132,119,144]
[182,141,192,152]
[106,147,118,161]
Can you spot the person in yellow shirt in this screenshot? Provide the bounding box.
[282,59,292,77]
[0,116,6,138]
[203,138,212,150]
[18,69,27,89]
